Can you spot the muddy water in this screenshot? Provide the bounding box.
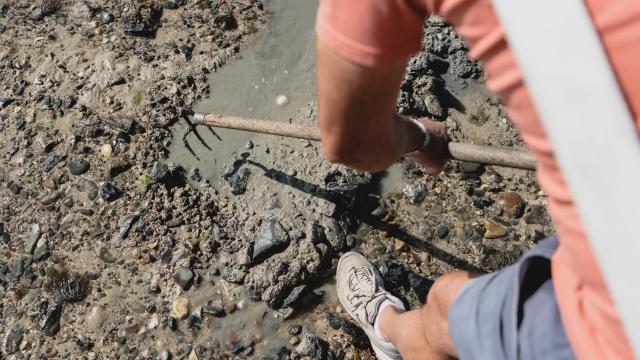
[166,0,331,355]
[169,0,318,188]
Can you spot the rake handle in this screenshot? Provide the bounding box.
[192,113,536,170]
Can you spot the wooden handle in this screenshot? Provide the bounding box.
[193,113,536,170]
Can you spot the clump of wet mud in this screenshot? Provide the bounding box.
[44,267,90,303]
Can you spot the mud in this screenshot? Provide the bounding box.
[0,1,553,359]
[169,0,317,189]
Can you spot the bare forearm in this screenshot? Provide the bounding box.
[321,114,422,172]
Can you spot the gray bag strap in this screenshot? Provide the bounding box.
[492,0,640,355]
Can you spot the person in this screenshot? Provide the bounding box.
[314,1,640,359]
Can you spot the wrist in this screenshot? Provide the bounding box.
[400,116,430,156]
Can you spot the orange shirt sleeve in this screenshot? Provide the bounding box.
[315,0,429,67]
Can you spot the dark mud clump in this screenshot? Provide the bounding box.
[123,0,163,37]
[44,267,90,303]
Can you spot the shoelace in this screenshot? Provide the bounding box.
[347,266,376,305]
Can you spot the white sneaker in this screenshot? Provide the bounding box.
[336,252,405,360]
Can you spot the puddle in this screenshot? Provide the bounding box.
[165,0,329,356]
[169,0,318,189]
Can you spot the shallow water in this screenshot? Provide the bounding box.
[169,0,318,189]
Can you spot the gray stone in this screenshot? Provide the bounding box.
[524,204,551,225]
[252,219,290,260]
[99,247,117,263]
[33,245,49,261]
[403,181,428,204]
[295,333,328,358]
[76,178,99,200]
[104,116,133,131]
[68,159,90,175]
[3,326,23,354]
[172,267,194,290]
[150,161,170,181]
[99,182,119,201]
[119,214,139,238]
[282,285,307,307]
[41,303,62,336]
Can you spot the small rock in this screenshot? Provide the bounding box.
[495,192,526,218]
[104,116,133,132]
[172,267,194,291]
[150,162,170,181]
[0,97,14,108]
[172,297,189,320]
[100,144,113,158]
[99,182,120,201]
[68,159,90,175]
[402,181,427,204]
[459,161,482,174]
[3,326,23,354]
[166,316,178,331]
[289,336,300,345]
[224,303,237,314]
[275,94,288,106]
[484,219,507,239]
[186,314,201,329]
[226,168,250,195]
[178,44,193,61]
[252,219,290,260]
[295,333,328,358]
[394,239,408,252]
[148,315,160,329]
[41,303,63,336]
[87,306,106,330]
[43,178,58,190]
[99,247,117,263]
[288,325,302,336]
[99,12,114,24]
[524,204,550,225]
[436,225,449,239]
[119,214,139,238]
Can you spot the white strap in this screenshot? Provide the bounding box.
[492,0,640,355]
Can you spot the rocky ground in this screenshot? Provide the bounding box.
[0,1,554,359]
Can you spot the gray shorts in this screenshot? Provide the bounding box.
[448,236,577,360]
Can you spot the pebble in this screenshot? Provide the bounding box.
[3,326,23,354]
[224,303,237,314]
[172,297,190,320]
[41,303,63,336]
[100,144,113,158]
[436,225,449,239]
[495,191,526,218]
[43,178,57,190]
[484,219,507,239]
[403,181,427,204]
[172,267,194,291]
[252,219,290,260]
[275,94,288,106]
[288,325,302,336]
[99,247,117,263]
[99,182,120,201]
[87,306,106,330]
[394,239,409,252]
[289,336,300,345]
[459,161,482,174]
[524,204,550,225]
[68,159,90,175]
[148,315,160,329]
[150,161,170,181]
[119,214,140,238]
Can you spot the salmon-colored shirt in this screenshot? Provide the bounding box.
[316,0,640,359]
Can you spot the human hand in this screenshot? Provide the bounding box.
[406,119,450,176]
